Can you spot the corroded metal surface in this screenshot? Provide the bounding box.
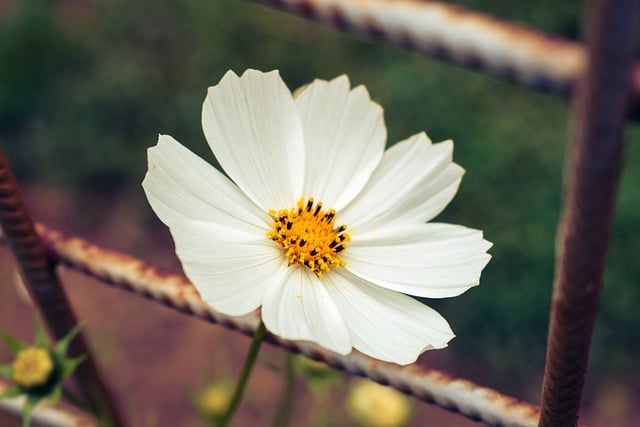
[0,224,546,426]
[0,379,97,427]
[257,0,586,93]
[539,0,640,426]
[0,151,123,426]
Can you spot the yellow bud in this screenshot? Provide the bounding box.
[11,347,54,389]
[196,383,232,418]
[346,379,412,427]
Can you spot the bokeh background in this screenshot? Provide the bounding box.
[1,0,639,425]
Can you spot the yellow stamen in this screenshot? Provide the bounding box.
[11,346,54,389]
[268,198,350,278]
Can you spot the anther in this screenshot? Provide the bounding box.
[268,198,349,277]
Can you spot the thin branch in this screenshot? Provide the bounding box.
[539,0,640,426]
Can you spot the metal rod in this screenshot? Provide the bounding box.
[256,0,585,92]
[254,0,640,117]
[0,224,551,427]
[0,151,123,427]
[538,0,640,426]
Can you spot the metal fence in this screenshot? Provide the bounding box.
[1,0,638,426]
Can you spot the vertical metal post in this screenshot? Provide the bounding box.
[539,0,640,426]
[0,150,124,426]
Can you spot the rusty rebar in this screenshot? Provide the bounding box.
[539,0,640,426]
[256,0,585,92]
[1,224,547,426]
[0,151,123,427]
[255,0,640,118]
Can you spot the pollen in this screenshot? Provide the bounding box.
[11,346,54,389]
[268,198,350,278]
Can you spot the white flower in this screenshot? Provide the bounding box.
[142,69,491,365]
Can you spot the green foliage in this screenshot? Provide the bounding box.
[0,0,636,399]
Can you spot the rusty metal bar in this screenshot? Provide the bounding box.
[0,151,123,427]
[1,224,544,426]
[256,0,585,93]
[0,379,97,427]
[254,0,640,114]
[539,0,640,426]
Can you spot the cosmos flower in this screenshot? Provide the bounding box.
[142,69,491,365]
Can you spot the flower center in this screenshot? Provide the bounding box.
[268,198,350,278]
[11,346,54,389]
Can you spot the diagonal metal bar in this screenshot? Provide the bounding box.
[254,0,640,117]
[2,223,550,427]
[539,0,640,426]
[0,151,123,427]
[0,379,97,427]
[256,0,585,92]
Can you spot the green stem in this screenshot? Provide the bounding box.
[272,352,295,427]
[218,322,267,427]
[62,386,94,415]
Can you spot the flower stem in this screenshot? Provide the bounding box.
[272,352,295,427]
[218,322,267,427]
[62,386,94,415]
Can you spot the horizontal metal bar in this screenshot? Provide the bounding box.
[2,224,543,426]
[0,379,97,427]
[255,0,640,111]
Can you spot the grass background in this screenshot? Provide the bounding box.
[1,0,639,425]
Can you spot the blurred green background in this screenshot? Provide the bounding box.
[1,0,639,419]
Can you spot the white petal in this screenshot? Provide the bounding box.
[142,135,271,234]
[262,267,352,354]
[344,223,492,298]
[202,69,304,211]
[325,271,454,365]
[339,133,464,233]
[169,219,284,316]
[295,76,386,210]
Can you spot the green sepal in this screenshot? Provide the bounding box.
[3,335,26,355]
[0,363,12,379]
[21,395,40,427]
[48,384,62,405]
[0,386,22,399]
[33,315,49,348]
[52,323,84,359]
[61,356,85,379]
